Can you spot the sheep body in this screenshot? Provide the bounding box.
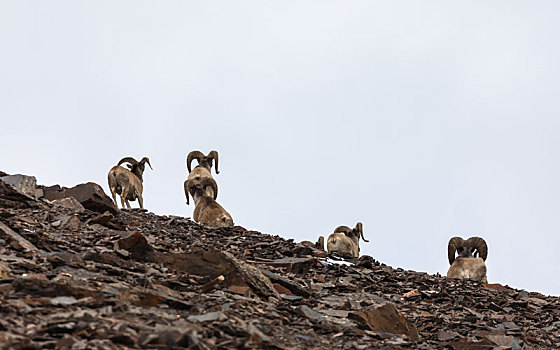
[108,166,144,209]
[326,223,367,258]
[327,232,359,258]
[107,157,151,210]
[446,236,488,283]
[446,257,488,283]
[186,177,233,228]
[193,196,234,228]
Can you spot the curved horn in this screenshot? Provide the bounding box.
[355,222,368,242]
[186,151,204,173]
[200,177,218,199]
[467,237,488,261]
[117,157,138,166]
[140,157,153,170]
[207,150,219,174]
[448,237,465,265]
[185,179,195,202]
[184,181,190,205]
[334,226,352,234]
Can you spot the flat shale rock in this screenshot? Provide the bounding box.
[349,302,419,341]
[0,174,43,199]
[0,175,559,349]
[43,182,117,214]
[0,180,36,209]
[52,197,85,213]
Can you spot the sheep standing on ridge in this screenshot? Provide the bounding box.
[446,236,488,283]
[184,150,219,205]
[107,157,152,210]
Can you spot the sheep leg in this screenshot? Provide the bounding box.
[120,188,128,209]
[110,187,119,209]
[123,189,132,209]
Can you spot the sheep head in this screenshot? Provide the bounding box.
[187,150,219,174]
[117,156,152,181]
[186,177,218,205]
[448,236,488,265]
[333,222,368,247]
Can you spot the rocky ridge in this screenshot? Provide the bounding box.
[0,173,559,349]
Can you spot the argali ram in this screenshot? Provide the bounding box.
[108,157,152,210]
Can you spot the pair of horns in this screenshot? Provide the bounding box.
[118,157,153,170]
[334,222,368,242]
[187,151,219,173]
[186,177,218,205]
[448,236,488,265]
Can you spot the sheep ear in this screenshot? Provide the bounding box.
[126,164,133,170]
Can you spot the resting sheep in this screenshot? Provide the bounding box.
[446,236,488,283]
[326,222,368,258]
[107,157,152,209]
[186,177,233,228]
[184,150,219,205]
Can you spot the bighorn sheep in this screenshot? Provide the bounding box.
[184,150,219,205]
[186,177,233,228]
[107,157,152,209]
[326,222,368,258]
[446,236,488,283]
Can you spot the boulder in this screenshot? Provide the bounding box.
[43,182,117,214]
[0,181,34,208]
[0,174,43,199]
[51,197,85,213]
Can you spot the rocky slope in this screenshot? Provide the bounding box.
[0,173,559,349]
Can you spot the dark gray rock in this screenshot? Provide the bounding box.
[43,182,117,214]
[0,174,42,199]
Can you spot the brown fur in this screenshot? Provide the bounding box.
[185,150,218,204]
[327,232,359,258]
[187,166,213,182]
[193,196,234,228]
[184,175,216,205]
[187,177,233,228]
[326,223,366,258]
[302,236,325,250]
[108,165,144,209]
[446,257,488,283]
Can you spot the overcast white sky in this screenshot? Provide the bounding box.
[1,1,559,295]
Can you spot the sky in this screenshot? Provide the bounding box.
[1,1,559,295]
